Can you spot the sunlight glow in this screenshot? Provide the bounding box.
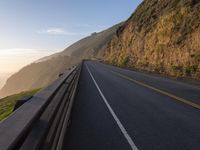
[0,48,60,73]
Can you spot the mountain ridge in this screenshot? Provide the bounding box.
[0,23,122,98]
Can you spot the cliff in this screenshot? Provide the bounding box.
[105,0,200,79]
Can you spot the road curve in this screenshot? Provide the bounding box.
[62,61,200,150]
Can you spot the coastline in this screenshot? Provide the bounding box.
[0,72,13,92]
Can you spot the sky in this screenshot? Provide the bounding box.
[0,0,142,74]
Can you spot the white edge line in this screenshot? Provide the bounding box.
[86,64,138,150]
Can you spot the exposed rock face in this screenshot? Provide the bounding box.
[0,23,122,98]
[105,0,200,79]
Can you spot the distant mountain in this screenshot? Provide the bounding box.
[0,73,12,91]
[37,23,123,61]
[0,23,122,98]
[105,0,200,80]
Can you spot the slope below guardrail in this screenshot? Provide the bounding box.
[0,63,82,150]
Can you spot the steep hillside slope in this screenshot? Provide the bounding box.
[0,23,121,98]
[105,0,200,79]
[64,23,123,58]
[37,23,123,62]
[0,56,79,98]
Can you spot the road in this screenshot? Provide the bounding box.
[62,61,200,150]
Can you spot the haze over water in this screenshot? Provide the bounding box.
[0,73,12,89]
[0,48,60,89]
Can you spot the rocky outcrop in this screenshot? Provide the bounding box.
[105,0,200,79]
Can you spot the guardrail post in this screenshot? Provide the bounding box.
[13,96,33,111]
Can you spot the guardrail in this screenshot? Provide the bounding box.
[0,63,82,150]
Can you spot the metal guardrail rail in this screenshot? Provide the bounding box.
[0,63,82,150]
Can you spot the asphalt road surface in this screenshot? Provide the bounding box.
[62,61,200,150]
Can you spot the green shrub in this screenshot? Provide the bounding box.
[195,52,200,62]
[0,89,40,122]
[185,65,197,75]
[171,65,184,76]
[119,56,130,67]
[172,0,181,7]
[156,44,166,53]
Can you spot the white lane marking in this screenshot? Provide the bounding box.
[86,64,139,150]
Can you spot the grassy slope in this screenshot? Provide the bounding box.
[105,0,200,80]
[0,89,40,122]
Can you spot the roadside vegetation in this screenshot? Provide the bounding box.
[0,89,40,122]
[105,0,200,80]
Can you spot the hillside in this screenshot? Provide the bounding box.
[64,23,123,58]
[0,56,79,98]
[105,0,200,80]
[37,23,123,62]
[0,23,122,98]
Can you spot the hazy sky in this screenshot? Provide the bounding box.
[0,0,142,73]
